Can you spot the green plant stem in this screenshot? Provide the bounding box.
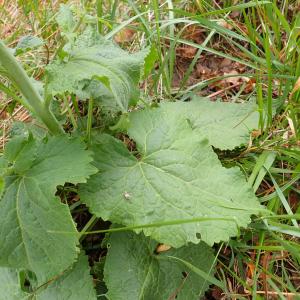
[79,215,98,242]
[62,95,77,129]
[86,97,94,145]
[0,40,63,135]
[96,0,103,34]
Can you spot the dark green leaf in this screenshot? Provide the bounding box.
[0,253,97,300]
[104,231,215,300]
[0,136,97,283]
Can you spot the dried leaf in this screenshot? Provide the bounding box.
[290,77,300,98]
[156,244,171,253]
[114,28,135,43]
[216,19,233,30]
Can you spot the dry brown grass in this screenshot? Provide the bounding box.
[0,1,31,148]
[0,104,31,149]
[0,0,63,149]
[0,0,31,42]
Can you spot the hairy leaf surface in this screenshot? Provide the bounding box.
[0,136,96,282]
[80,108,264,247]
[104,231,215,300]
[160,97,259,150]
[14,36,44,55]
[46,27,147,111]
[56,4,75,36]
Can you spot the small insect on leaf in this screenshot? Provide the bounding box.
[123,191,131,200]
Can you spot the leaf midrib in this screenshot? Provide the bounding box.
[15,177,31,270]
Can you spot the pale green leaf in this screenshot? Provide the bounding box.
[56,4,75,36]
[46,27,148,111]
[4,135,32,163]
[80,108,264,247]
[0,268,29,300]
[14,36,44,55]
[143,45,158,78]
[4,135,37,173]
[160,97,259,150]
[104,231,215,300]
[0,136,97,283]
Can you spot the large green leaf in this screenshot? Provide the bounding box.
[104,231,215,300]
[160,97,259,150]
[46,27,147,111]
[80,107,265,247]
[0,268,29,300]
[0,253,96,300]
[35,253,97,300]
[0,135,96,283]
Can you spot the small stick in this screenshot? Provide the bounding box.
[208,82,242,99]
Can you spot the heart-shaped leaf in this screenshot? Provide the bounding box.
[80,107,265,247]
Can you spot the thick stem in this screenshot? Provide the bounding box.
[0,40,63,135]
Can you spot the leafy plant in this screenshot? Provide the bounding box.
[79,107,264,247]
[0,135,96,283]
[0,4,266,299]
[104,231,216,300]
[46,26,147,112]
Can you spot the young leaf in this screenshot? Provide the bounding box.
[80,108,265,247]
[0,135,97,283]
[46,27,148,112]
[14,35,44,55]
[104,230,215,300]
[160,97,259,150]
[143,44,158,78]
[56,4,76,36]
[0,253,97,300]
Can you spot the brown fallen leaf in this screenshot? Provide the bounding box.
[289,191,299,212]
[176,45,197,59]
[195,64,211,76]
[216,19,233,30]
[223,70,240,85]
[156,244,171,253]
[251,129,262,139]
[220,58,232,68]
[182,24,205,44]
[287,116,296,137]
[289,77,300,99]
[114,28,135,44]
[244,77,256,93]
